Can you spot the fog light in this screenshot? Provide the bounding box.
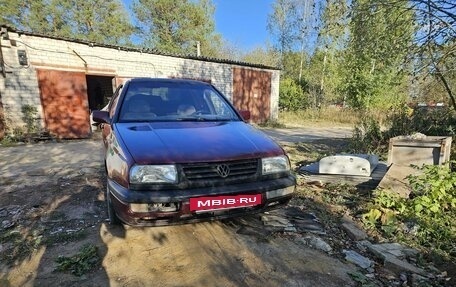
[130,203,149,213]
[266,186,295,199]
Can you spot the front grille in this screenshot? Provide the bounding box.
[182,159,259,182]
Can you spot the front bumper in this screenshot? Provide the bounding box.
[107,175,296,226]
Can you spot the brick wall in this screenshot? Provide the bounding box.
[0,28,280,133]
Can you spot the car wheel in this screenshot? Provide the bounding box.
[106,187,121,225]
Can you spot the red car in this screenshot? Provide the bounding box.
[92,78,296,226]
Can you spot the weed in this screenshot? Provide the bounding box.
[55,244,100,276]
[21,105,39,135]
[350,114,385,155]
[347,271,378,287]
[362,163,456,258]
[0,228,43,265]
[279,107,360,127]
[320,183,362,207]
[257,119,286,128]
[0,229,22,244]
[0,127,25,145]
[350,106,456,160]
[0,104,41,144]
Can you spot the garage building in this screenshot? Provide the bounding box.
[0,25,280,139]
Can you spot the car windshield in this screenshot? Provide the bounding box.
[118,81,240,123]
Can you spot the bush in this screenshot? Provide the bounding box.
[350,106,456,158]
[362,163,456,258]
[410,107,456,136]
[21,104,39,135]
[1,105,40,144]
[350,114,385,155]
[279,77,308,111]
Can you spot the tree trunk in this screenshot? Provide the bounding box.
[434,65,456,112]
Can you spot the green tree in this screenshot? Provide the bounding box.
[132,0,221,56]
[359,1,456,110]
[267,0,300,64]
[268,0,349,108]
[67,0,134,45]
[341,0,414,110]
[313,0,350,105]
[318,0,349,52]
[406,0,456,110]
[242,46,280,67]
[0,0,51,32]
[0,0,134,45]
[281,51,304,79]
[411,40,455,106]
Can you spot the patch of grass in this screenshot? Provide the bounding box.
[55,244,100,276]
[0,136,19,147]
[282,143,319,170]
[279,107,361,127]
[347,271,378,287]
[0,228,43,265]
[0,229,22,244]
[361,163,456,259]
[285,123,456,281]
[0,225,89,266]
[257,119,286,128]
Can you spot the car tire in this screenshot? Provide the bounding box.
[106,187,121,225]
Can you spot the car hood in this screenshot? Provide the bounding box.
[115,121,283,164]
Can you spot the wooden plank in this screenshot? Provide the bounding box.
[377,164,422,197]
[387,136,452,166]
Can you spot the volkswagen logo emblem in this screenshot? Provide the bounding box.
[216,164,230,178]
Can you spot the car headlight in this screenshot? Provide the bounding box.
[130,165,178,184]
[261,156,290,175]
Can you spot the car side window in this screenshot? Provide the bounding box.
[205,90,233,117]
[108,85,123,118]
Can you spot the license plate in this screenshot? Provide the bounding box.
[189,194,262,212]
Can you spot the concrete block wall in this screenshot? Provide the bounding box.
[0,34,43,132]
[0,28,280,132]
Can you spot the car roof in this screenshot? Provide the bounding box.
[127,78,211,86]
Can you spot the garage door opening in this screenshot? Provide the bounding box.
[86,75,115,111]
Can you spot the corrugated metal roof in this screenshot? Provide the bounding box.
[1,24,280,71]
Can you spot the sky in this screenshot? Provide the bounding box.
[122,0,275,51]
[212,0,275,50]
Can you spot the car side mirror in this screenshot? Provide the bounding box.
[239,110,251,121]
[92,110,110,124]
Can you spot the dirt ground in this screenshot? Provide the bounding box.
[0,129,359,287]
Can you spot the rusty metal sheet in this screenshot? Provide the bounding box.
[233,68,271,123]
[37,69,91,138]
